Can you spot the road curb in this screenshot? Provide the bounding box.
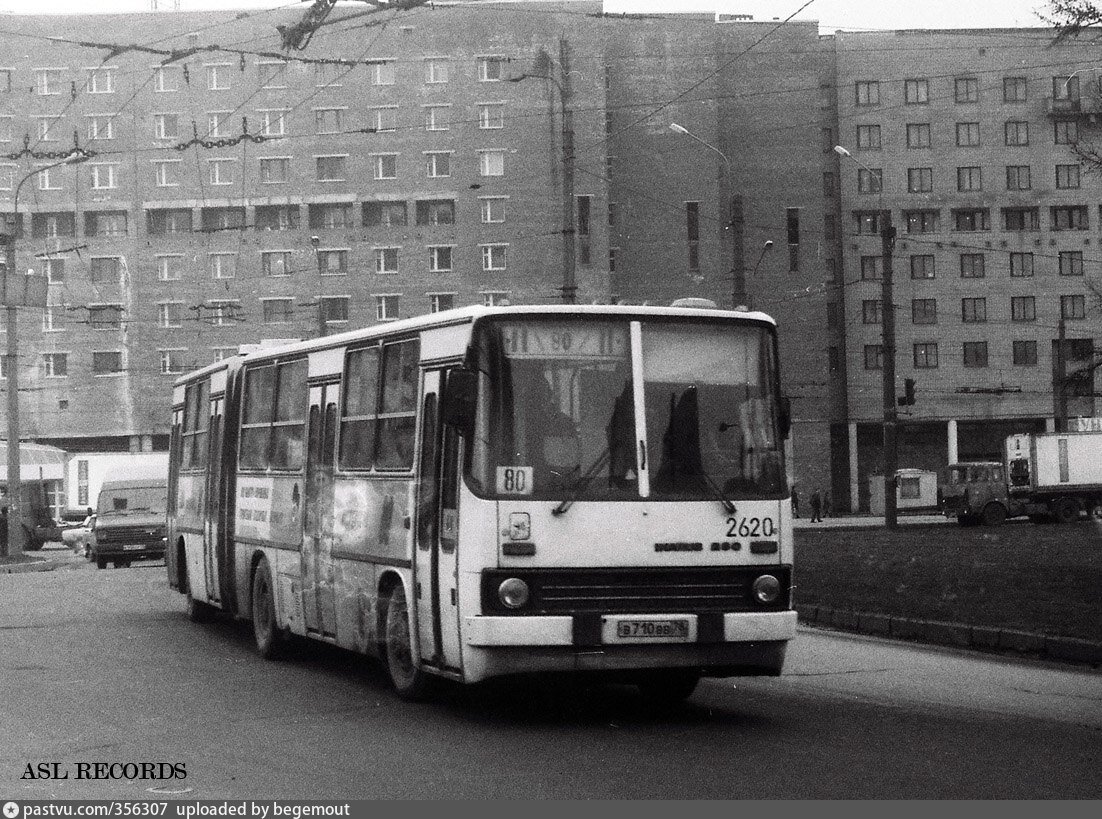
[796,604,1102,666]
[0,558,56,574]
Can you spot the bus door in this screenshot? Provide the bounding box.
[303,382,340,638]
[203,396,224,604]
[414,369,462,671]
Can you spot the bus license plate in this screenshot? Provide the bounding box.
[608,618,692,643]
[122,544,146,551]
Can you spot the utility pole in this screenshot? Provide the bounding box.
[1056,316,1068,432]
[730,195,746,308]
[558,36,576,305]
[881,209,898,530]
[2,216,19,557]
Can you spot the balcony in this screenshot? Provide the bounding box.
[1044,96,1102,117]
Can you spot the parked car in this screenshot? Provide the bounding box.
[88,463,168,569]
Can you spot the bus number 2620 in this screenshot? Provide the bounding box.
[726,517,775,538]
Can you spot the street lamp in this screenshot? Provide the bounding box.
[835,144,899,529]
[508,59,576,305]
[3,151,86,557]
[669,122,731,170]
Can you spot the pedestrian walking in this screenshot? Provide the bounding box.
[810,489,823,523]
[791,485,800,518]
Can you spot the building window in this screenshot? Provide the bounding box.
[316,155,347,181]
[960,254,986,278]
[1059,250,1085,276]
[32,213,76,239]
[957,166,982,191]
[823,171,834,197]
[153,160,180,187]
[208,158,235,186]
[423,105,450,131]
[955,77,979,103]
[90,164,119,190]
[856,124,881,149]
[904,78,929,104]
[315,107,345,134]
[369,61,395,86]
[786,207,800,272]
[371,106,398,133]
[372,154,398,180]
[86,211,127,237]
[261,251,292,277]
[209,253,237,280]
[42,305,66,331]
[89,305,123,329]
[481,244,508,271]
[479,103,505,129]
[861,256,883,280]
[862,299,882,324]
[1010,252,1034,277]
[415,199,455,225]
[206,63,231,90]
[206,111,232,137]
[156,255,183,281]
[86,116,115,141]
[1005,120,1029,146]
[1013,340,1037,366]
[259,157,289,184]
[36,166,63,191]
[89,258,121,285]
[480,197,506,223]
[375,294,399,321]
[962,297,987,323]
[87,66,116,94]
[315,63,343,88]
[256,205,299,231]
[1056,164,1081,189]
[425,152,451,178]
[146,209,191,236]
[906,123,931,148]
[308,203,352,229]
[481,291,510,307]
[42,352,68,377]
[910,255,935,279]
[1054,74,1080,101]
[201,207,245,232]
[478,56,506,82]
[1005,166,1031,191]
[577,194,592,266]
[1055,120,1079,144]
[425,58,449,84]
[36,68,62,95]
[952,208,990,231]
[153,113,179,140]
[905,210,939,233]
[1011,296,1036,322]
[864,344,883,370]
[913,342,938,368]
[1002,206,1039,230]
[1051,205,1088,230]
[956,122,980,146]
[374,247,400,274]
[45,258,66,283]
[962,341,989,367]
[908,167,932,192]
[158,302,184,328]
[159,350,186,375]
[261,299,293,325]
[429,293,455,313]
[428,245,453,273]
[855,211,883,235]
[258,109,288,137]
[208,301,240,326]
[319,296,350,326]
[258,61,288,89]
[1004,76,1027,102]
[364,201,408,227]
[855,81,880,106]
[687,201,700,271]
[479,150,505,177]
[316,249,348,274]
[154,66,178,92]
[912,299,937,324]
[1062,294,1086,319]
[858,168,882,194]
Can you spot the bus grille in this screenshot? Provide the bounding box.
[96,524,165,545]
[481,567,790,615]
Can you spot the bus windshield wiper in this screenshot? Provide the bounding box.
[552,447,610,517]
[697,470,736,514]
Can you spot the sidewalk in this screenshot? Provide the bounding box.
[793,513,950,529]
[0,541,78,573]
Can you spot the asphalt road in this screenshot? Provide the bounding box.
[1,548,1099,799]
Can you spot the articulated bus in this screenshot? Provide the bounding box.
[167,303,796,703]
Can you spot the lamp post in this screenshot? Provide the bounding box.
[508,44,576,305]
[310,235,327,338]
[834,145,899,529]
[668,122,745,308]
[3,152,86,556]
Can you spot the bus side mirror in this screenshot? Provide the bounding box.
[442,369,478,434]
[779,396,792,439]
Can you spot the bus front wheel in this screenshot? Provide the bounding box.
[251,557,290,660]
[383,584,432,701]
[636,669,701,709]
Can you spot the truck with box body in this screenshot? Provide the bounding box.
[938,461,1027,526]
[88,461,169,569]
[1005,431,1102,524]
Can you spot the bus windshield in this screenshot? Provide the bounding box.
[469,316,785,501]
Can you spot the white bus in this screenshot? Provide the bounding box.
[167,303,796,703]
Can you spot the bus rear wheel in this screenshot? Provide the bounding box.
[636,669,701,709]
[383,584,432,701]
[251,557,290,660]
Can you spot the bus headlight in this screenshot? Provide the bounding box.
[752,574,781,605]
[498,578,530,609]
